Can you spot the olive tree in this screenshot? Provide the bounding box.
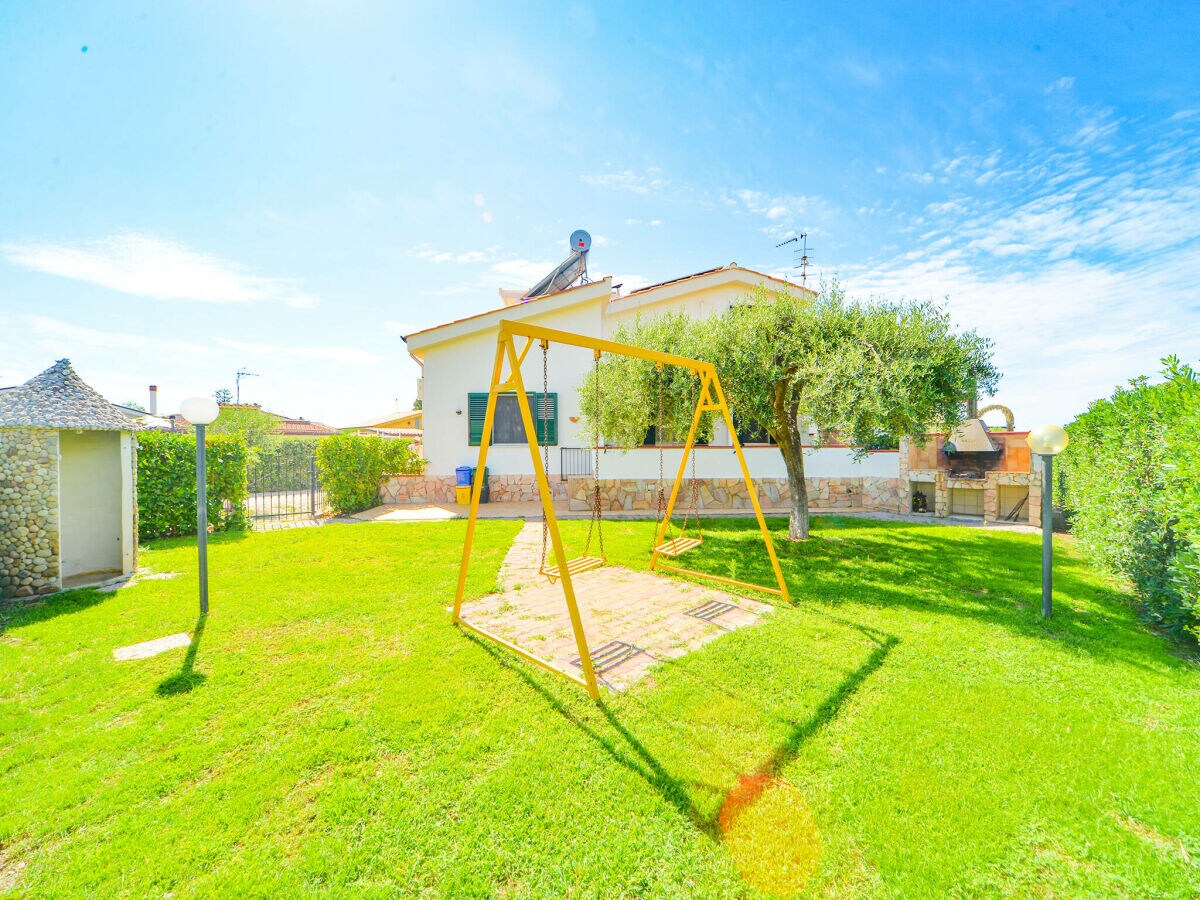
[580,282,999,540]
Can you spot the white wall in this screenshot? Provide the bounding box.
[59,430,124,579]
[419,298,606,477]
[599,446,899,480]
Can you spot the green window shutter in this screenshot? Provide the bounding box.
[534,392,558,446]
[468,393,490,446]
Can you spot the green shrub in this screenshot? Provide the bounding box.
[137,432,250,540]
[316,434,424,515]
[1059,357,1199,637]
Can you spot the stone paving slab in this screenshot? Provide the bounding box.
[461,560,772,693]
[113,632,192,661]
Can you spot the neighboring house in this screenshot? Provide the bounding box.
[399,263,902,510]
[0,360,139,597]
[270,415,339,438]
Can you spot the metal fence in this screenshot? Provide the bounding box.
[247,442,327,520]
[559,447,593,482]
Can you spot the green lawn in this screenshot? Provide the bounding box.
[1,517,1198,897]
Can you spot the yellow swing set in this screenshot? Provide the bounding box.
[452,320,789,699]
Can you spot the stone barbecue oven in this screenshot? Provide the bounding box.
[899,416,1042,526]
[0,360,140,598]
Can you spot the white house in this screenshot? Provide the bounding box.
[397,263,901,512]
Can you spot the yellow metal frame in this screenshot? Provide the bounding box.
[453,319,790,700]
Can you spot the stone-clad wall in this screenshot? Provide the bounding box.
[568,476,900,512]
[0,427,60,598]
[380,474,568,504]
[381,473,896,511]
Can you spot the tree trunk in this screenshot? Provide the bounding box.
[771,397,809,540]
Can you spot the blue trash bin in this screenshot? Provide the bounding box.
[455,466,473,487]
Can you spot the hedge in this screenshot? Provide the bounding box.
[1058,357,1199,637]
[315,434,424,515]
[137,431,250,540]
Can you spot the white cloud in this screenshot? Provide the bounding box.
[839,128,1200,426]
[581,169,670,194]
[2,232,319,306]
[408,243,503,265]
[384,320,418,335]
[1046,76,1075,93]
[215,338,382,366]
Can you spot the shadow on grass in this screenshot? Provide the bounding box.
[670,516,1180,674]
[0,586,111,634]
[466,616,897,839]
[156,613,208,696]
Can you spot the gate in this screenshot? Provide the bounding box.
[247,442,327,521]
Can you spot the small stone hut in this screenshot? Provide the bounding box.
[0,360,140,598]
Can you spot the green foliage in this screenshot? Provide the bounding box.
[582,282,998,538]
[315,434,424,514]
[1060,356,1200,636]
[206,405,280,452]
[136,431,249,540]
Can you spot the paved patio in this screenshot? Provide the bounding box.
[458,522,773,692]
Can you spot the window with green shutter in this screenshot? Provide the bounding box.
[468,392,557,446]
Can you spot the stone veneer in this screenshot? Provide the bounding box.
[0,427,61,597]
[381,474,568,504]
[567,476,901,513]
[382,473,898,512]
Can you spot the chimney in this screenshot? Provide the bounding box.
[149,385,158,415]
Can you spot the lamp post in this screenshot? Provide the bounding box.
[180,397,221,615]
[1026,424,1069,617]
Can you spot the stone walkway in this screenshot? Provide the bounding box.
[460,521,772,692]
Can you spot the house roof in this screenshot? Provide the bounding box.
[404,265,813,354]
[272,417,339,437]
[404,277,610,342]
[618,264,814,300]
[0,359,139,431]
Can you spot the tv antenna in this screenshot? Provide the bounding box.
[775,232,815,286]
[235,368,259,405]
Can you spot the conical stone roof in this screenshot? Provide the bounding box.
[0,359,140,430]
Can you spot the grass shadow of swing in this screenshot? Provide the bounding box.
[156,613,208,696]
[670,516,1181,673]
[466,616,897,889]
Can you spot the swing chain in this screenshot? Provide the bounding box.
[584,350,604,559]
[655,363,666,547]
[540,339,550,572]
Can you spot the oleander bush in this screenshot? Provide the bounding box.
[316,434,424,514]
[136,431,250,540]
[1059,356,1200,636]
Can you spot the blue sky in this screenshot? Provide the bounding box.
[2,1,1198,428]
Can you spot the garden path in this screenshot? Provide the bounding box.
[459,521,772,692]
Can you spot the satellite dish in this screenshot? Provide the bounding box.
[569,229,591,254]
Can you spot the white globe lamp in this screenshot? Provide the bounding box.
[181,396,221,615]
[1027,423,1069,618]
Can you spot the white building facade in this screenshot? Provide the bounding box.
[395,265,902,512]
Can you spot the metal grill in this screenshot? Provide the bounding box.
[570,640,644,674]
[246,443,326,520]
[684,599,737,622]
[560,447,593,482]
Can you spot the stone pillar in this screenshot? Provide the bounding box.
[0,427,61,598]
[897,437,911,513]
[934,471,949,518]
[982,475,999,523]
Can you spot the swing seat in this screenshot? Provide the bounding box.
[540,556,605,583]
[654,535,703,557]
